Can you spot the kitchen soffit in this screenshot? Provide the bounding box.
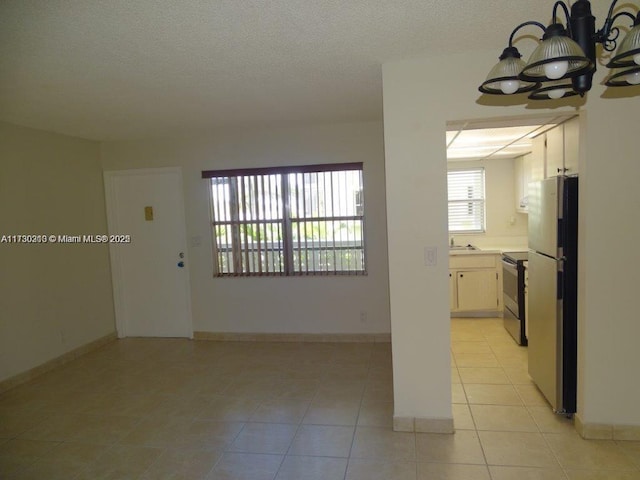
[446,113,576,162]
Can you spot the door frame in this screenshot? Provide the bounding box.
[103,167,193,338]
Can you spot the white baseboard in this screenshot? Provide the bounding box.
[450,311,502,318]
[393,415,454,434]
[575,413,640,440]
[193,331,391,343]
[0,332,117,394]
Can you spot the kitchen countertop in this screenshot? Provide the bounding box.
[449,248,501,256]
[449,245,528,256]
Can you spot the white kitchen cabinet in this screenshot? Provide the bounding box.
[450,253,501,315]
[531,134,546,182]
[449,272,457,311]
[532,117,580,180]
[545,123,565,177]
[546,118,580,177]
[456,270,499,311]
[514,153,532,213]
[563,115,580,175]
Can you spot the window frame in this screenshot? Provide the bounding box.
[447,167,486,234]
[202,162,366,277]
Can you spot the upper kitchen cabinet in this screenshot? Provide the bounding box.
[531,134,546,182]
[545,124,565,177]
[530,116,580,180]
[514,152,532,214]
[563,116,580,175]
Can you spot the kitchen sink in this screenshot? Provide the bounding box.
[450,244,478,251]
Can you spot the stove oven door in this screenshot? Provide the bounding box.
[503,258,526,345]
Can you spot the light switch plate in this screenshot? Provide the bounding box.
[424,246,437,266]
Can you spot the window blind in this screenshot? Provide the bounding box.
[203,163,366,276]
[447,168,486,233]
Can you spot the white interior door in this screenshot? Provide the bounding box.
[104,168,192,338]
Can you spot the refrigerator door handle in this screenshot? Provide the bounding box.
[557,271,563,300]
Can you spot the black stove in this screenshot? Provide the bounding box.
[503,251,528,263]
[502,251,528,345]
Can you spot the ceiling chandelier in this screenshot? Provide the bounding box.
[479,0,640,100]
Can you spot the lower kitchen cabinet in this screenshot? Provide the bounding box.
[450,253,502,315]
[456,270,499,311]
[449,271,457,311]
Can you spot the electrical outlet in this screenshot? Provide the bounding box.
[360,311,367,323]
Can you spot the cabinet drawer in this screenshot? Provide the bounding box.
[449,255,497,269]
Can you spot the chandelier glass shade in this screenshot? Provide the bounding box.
[527,80,580,100]
[518,25,594,83]
[479,47,540,95]
[605,65,640,86]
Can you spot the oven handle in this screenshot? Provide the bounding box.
[501,259,518,274]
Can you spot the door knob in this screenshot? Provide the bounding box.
[177,261,185,268]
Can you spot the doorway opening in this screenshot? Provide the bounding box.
[445,113,580,417]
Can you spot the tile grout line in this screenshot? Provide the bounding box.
[485,322,568,479]
[538,428,571,480]
[260,351,313,480]
[273,346,357,480]
[451,335,494,479]
[457,322,545,479]
[464,363,493,480]
[342,346,374,480]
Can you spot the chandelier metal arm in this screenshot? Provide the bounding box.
[553,1,573,34]
[596,10,637,52]
[609,11,638,25]
[508,21,547,47]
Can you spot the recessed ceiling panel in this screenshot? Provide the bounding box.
[445,118,581,162]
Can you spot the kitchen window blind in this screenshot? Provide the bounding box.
[447,168,486,233]
[202,163,366,276]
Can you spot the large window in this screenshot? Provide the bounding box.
[202,163,366,276]
[447,168,486,233]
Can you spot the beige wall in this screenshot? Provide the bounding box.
[383,26,640,428]
[383,56,452,425]
[100,121,391,335]
[578,102,640,427]
[0,122,116,382]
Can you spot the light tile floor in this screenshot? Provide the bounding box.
[0,317,639,479]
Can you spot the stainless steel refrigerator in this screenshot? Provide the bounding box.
[528,175,578,414]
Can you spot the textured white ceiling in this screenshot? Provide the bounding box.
[0,1,551,140]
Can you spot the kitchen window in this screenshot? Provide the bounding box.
[447,168,486,233]
[202,163,366,276]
